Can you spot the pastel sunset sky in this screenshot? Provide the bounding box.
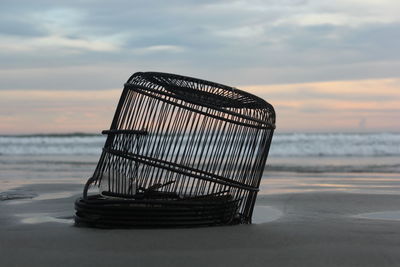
[0,0,399,134]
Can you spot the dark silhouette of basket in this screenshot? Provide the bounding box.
[74,72,275,228]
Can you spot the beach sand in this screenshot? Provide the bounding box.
[1,182,400,267]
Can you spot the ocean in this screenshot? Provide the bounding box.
[1,132,400,196]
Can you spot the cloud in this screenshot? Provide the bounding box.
[0,35,119,53]
[133,45,185,55]
[0,0,399,91]
[0,17,47,37]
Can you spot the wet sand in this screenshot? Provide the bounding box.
[1,183,400,267]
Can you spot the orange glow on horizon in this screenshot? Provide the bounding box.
[0,78,399,134]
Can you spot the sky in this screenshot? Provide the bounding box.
[0,0,399,134]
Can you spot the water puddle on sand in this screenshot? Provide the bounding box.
[34,191,80,201]
[0,189,37,201]
[355,211,400,221]
[4,190,81,205]
[252,206,283,224]
[16,213,74,225]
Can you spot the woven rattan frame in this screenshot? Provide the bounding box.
[75,72,275,228]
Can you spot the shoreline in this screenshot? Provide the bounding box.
[2,182,400,266]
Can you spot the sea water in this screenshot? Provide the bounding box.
[1,132,400,158]
[1,132,399,195]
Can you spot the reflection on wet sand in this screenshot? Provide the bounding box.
[260,172,400,195]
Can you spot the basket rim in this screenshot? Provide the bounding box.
[126,72,276,121]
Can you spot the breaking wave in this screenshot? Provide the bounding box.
[1,132,399,157]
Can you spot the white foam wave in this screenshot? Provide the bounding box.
[1,133,399,157]
[0,135,105,155]
[269,133,400,157]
